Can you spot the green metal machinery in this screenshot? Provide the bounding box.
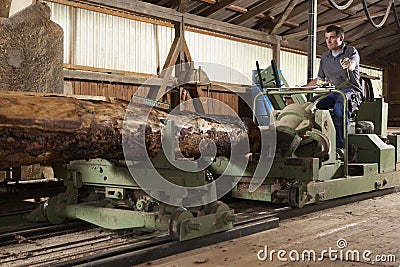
[232,65,400,207]
[27,121,236,242]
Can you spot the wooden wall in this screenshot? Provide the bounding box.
[179,89,240,115]
[387,63,400,126]
[67,79,140,101]
[65,72,249,117]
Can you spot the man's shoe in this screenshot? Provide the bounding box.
[336,148,344,159]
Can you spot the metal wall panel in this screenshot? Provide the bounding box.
[280,51,310,87]
[47,2,157,74]
[73,9,157,73]
[47,2,72,63]
[186,31,272,84]
[155,25,174,71]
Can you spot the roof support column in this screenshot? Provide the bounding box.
[273,36,281,71]
[307,0,317,83]
[171,19,185,109]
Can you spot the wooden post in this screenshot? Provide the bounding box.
[307,0,317,83]
[273,36,281,71]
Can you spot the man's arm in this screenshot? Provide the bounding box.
[316,60,328,86]
[341,47,360,71]
[340,57,357,71]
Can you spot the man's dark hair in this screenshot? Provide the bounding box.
[325,25,344,37]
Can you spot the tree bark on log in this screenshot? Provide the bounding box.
[0,91,260,170]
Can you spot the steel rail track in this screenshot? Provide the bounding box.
[55,187,399,267]
[0,221,94,246]
[1,187,398,267]
[0,227,171,267]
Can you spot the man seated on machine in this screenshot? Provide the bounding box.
[310,25,363,157]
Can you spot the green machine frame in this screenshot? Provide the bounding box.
[232,86,400,207]
[28,121,235,241]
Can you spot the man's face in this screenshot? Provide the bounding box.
[325,31,343,51]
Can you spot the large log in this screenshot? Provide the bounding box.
[0,91,260,170]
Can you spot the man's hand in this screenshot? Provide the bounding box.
[316,79,328,87]
[340,57,354,71]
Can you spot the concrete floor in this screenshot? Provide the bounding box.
[140,192,400,266]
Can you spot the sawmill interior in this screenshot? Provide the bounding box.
[1,0,400,266]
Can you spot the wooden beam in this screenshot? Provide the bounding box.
[49,0,173,27]
[200,0,215,3]
[357,34,400,48]
[283,0,379,38]
[270,0,299,35]
[158,0,171,6]
[199,0,238,17]
[63,63,153,77]
[225,5,247,13]
[147,36,181,100]
[282,38,391,66]
[282,36,393,66]
[63,69,159,86]
[367,39,400,58]
[83,0,182,22]
[282,20,300,28]
[345,22,375,43]
[382,53,400,64]
[273,38,281,70]
[184,12,278,44]
[229,0,282,25]
[189,2,209,14]
[285,0,325,22]
[321,0,392,27]
[351,23,399,46]
[162,37,181,71]
[84,0,279,45]
[359,36,400,57]
[283,26,318,40]
[281,38,327,56]
[194,0,247,14]
[283,11,387,40]
[322,1,357,16]
[177,0,190,13]
[183,39,193,62]
[166,0,180,9]
[252,14,299,32]
[360,55,391,68]
[225,5,299,29]
[321,0,356,16]
[184,27,272,48]
[185,85,207,113]
[64,69,251,94]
